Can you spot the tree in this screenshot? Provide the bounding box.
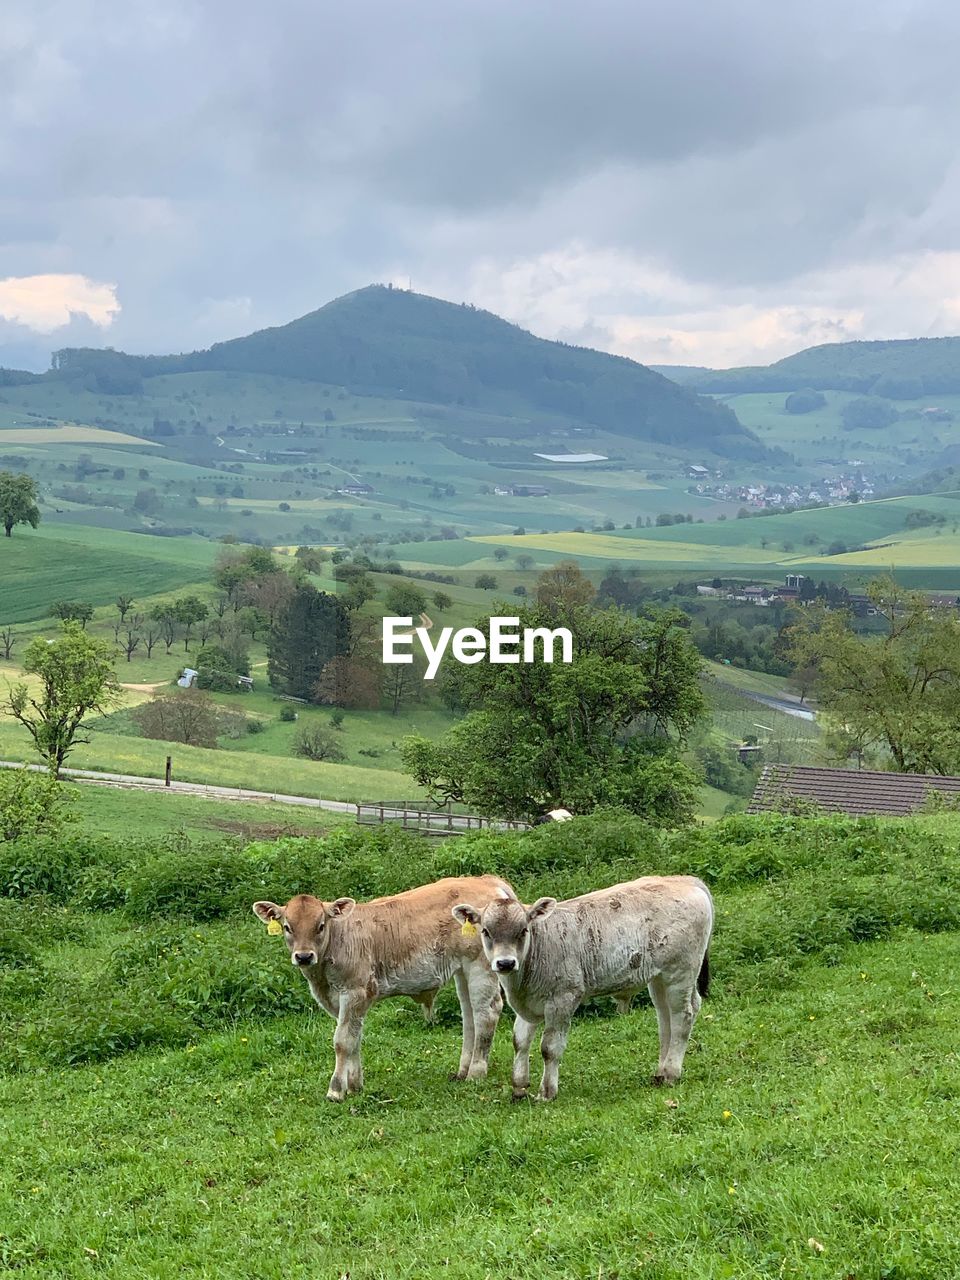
[293,724,346,762]
[150,604,180,654]
[383,651,426,716]
[174,596,209,651]
[242,572,295,626]
[120,614,143,662]
[493,546,509,561]
[3,623,121,777]
[339,574,377,612]
[783,577,960,773]
[841,397,898,431]
[475,574,498,590]
[53,601,94,629]
[535,561,595,618]
[402,603,704,821]
[0,471,40,538]
[432,591,453,611]
[0,626,15,660]
[116,595,135,623]
[268,583,350,700]
[313,654,381,709]
[133,688,222,748]
[384,582,428,617]
[784,388,826,414]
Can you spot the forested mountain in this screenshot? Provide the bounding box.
[13,286,765,459]
[658,336,960,396]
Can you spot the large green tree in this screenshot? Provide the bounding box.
[268,583,350,700]
[783,577,960,773]
[402,603,704,822]
[3,623,121,777]
[0,471,40,538]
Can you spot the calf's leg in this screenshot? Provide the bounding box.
[647,974,673,1083]
[537,997,578,1101]
[511,1015,538,1100]
[465,962,503,1080]
[328,991,371,1101]
[451,970,476,1081]
[656,970,701,1086]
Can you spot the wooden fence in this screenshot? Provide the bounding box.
[355,802,529,836]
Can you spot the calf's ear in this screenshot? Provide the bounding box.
[252,901,282,922]
[527,897,557,923]
[452,903,481,926]
[329,897,356,918]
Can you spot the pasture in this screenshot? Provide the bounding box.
[1,810,959,1277]
[384,492,960,589]
[0,524,219,623]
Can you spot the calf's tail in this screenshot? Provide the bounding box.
[697,948,710,999]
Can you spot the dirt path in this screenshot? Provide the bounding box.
[119,681,170,693]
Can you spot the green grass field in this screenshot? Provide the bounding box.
[67,783,351,840]
[0,524,220,623]
[2,811,959,1277]
[384,493,960,589]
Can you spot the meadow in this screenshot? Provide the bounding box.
[1,809,959,1277]
[389,492,960,590]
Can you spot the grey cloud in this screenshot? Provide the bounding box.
[1,0,960,367]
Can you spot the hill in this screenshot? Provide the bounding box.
[658,335,960,395]
[38,286,764,460]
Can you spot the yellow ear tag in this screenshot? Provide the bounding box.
[461,921,478,938]
[267,919,283,936]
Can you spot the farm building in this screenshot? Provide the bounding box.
[748,764,960,817]
[510,484,551,497]
[336,483,374,496]
[687,464,711,478]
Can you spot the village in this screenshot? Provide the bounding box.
[687,463,876,509]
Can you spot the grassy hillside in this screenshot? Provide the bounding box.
[2,811,959,1277]
[0,524,220,623]
[666,334,960,395]
[44,286,764,460]
[389,492,960,587]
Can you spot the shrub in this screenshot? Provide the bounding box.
[0,771,77,842]
[279,705,298,723]
[293,725,345,762]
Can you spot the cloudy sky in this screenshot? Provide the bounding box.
[3,0,960,371]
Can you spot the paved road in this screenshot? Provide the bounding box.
[715,684,816,722]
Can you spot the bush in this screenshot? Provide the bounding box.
[0,771,77,842]
[293,725,345,762]
[279,705,298,723]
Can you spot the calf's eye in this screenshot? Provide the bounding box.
[481,928,489,938]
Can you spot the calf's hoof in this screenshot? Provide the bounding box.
[510,1090,529,1104]
[326,1086,346,1102]
[465,1063,488,1082]
[651,1070,679,1087]
[534,1090,557,1103]
[449,1069,469,1082]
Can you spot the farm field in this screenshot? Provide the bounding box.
[0,524,220,623]
[718,387,960,472]
[1,811,959,1277]
[384,492,960,588]
[0,721,419,803]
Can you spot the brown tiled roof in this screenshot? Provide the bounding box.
[748,764,960,817]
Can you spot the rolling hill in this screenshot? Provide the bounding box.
[657,335,960,395]
[27,286,766,460]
